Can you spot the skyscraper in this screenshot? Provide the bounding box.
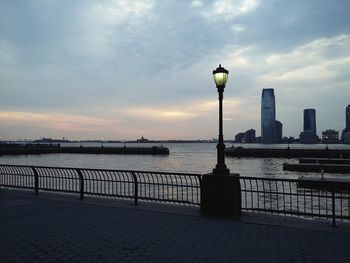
[303,109,316,135]
[299,108,317,143]
[261,88,276,143]
[342,105,350,143]
[346,105,350,131]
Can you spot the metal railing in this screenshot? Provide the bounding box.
[1,164,349,224]
[240,176,350,225]
[0,164,201,206]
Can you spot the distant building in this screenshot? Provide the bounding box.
[243,129,256,143]
[304,109,316,135]
[322,129,339,144]
[137,136,149,142]
[343,131,350,144]
[234,129,256,143]
[274,121,283,143]
[234,132,245,143]
[342,105,350,143]
[299,131,317,144]
[299,109,317,143]
[346,105,350,130]
[261,88,282,143]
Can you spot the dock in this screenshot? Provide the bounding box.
[225,146,350,158]
[0,144,169,155]
[283,158,350,174]
[283,163,350,173]
[299,158,350,165]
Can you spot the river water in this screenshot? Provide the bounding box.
[1,143,350,179]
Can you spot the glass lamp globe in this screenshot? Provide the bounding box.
[213,64,229,88]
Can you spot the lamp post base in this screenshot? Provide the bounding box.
[213,167,230,175]
[200,173,241,216]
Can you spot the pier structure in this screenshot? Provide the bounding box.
[225,146,350,158]
[0,144,169,155]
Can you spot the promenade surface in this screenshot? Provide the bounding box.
[1,189,350,263]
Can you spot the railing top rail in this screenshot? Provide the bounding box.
[0,163,201,177]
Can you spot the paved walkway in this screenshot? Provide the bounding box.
[1,189,350,262]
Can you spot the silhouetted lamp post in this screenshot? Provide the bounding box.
[200,64,241,216]
[212,64,230,175]
[287,137,291,150]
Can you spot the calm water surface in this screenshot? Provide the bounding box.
[1,143,350,179]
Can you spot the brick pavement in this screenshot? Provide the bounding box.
[1,189,350,262]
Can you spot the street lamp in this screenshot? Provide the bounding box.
[200,64,241,216]
[212,64,230,175]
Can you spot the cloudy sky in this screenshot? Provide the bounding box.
[1,0,350,140]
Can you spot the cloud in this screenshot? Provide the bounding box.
[0,111,117,134]
[125,108,198,119]
[1,1,350,139]
[91,0,155,26]
[124,98,241,119]
[261,34,350,85]
[191,1,203,8]
[200,0,260,21]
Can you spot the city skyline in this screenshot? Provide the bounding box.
[1,1,350,140]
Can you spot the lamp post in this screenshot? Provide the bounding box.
[200,64,241,216]
[287,137,291,150]
[212,64,230,176]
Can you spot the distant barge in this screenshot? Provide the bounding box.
[0,145,169,156]
[225,146,350,158]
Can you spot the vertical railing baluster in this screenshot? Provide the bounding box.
[198,175,202,205]
[340,192,343,219]
[268,180,272,212]
[31,166,39,195]
[310,189,314,217]
[303,188,306,216]
[296,182,299,216]
[275,180,279,213]
[348,192,350,221]
[247,179,251,211]
[318,190,321,218]
[289,182,292,215]
[76,169,84,199]
[332,191,336,226]
[132,172,138,205]
[282,181,286,215]
[256,179,260,211]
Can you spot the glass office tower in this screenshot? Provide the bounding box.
[299,108,317,143]
[342,105,350,144]
[261,88,276,143]
[303,109,316,134]
[346,105,350,131]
